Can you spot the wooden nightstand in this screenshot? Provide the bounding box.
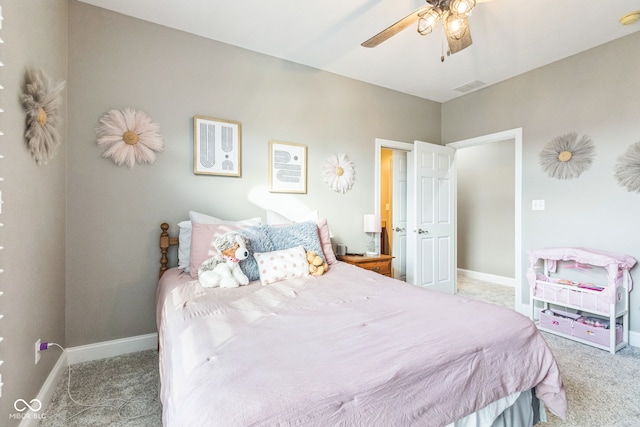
[337,254,393,277]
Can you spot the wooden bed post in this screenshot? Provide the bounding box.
[159,222,181,278]
[160,223,171,278]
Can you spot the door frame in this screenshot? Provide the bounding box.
[374,138,414,242]
[447,128,524,315]
[374,128,525,315]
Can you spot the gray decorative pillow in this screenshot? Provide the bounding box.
[266,221,325,262]
[238,225,275,281]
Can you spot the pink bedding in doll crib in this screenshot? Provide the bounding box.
[527,247,636,314]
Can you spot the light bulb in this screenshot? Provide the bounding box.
[450,0,476,18]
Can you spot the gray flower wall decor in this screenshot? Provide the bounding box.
[614,141,640,193]
[21,68,66,165]
[538,132,595,179]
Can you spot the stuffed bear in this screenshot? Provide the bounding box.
[198,233,250,288]
[306,250,328,276]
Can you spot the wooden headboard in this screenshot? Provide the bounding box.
[160,222,179,278]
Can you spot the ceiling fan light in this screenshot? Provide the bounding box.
[417,8,441,35]
[450,0,476,18]
[444,12,468,40]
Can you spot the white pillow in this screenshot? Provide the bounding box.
[253,245,309,286]
[177,211,262,272]
[266,210,318,225]
[177,220,195,270]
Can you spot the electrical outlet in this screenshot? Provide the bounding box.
[35,339,41,364]
[532,200,545,211]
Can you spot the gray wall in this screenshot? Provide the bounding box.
[66,1,441,346]
[443,32,640,330]
[457,140,515,277]
[1,0,67,423]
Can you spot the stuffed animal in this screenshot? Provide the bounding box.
[306,250,328,276]
[198,233,250,288]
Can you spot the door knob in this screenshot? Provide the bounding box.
[394,227,405,232]
[416,229,428,234]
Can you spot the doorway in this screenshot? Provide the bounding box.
[379,148,407,281]
[374,139,413,281]
[374,129,525,314]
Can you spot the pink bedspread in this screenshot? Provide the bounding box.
[157,263,566,426]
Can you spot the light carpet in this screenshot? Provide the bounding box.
[40,278,640,426]
[457,276,640,427]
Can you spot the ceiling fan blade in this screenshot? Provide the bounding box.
[361,6,431,48]
[446,25,472,54]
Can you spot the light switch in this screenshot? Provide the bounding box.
[532,200,545,211]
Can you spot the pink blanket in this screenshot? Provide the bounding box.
[157,263,566,426]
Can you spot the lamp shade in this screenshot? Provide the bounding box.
[363,214,381,233]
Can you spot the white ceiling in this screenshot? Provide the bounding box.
[78,0,640,103]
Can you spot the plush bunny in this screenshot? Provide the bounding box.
[198,233,250,288]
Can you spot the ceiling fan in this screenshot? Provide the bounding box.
[362,0,478,59]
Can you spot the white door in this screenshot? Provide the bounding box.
[407,141,456,293]
[391,150,407,281]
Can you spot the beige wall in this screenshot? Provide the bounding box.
[1,0,67,423]
[65,1,441,346]
[6,2,639,411]
[456,140,515,277]
[443,32,640,329]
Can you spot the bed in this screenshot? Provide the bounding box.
[157,217,567,427]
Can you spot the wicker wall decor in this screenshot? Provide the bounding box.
[614,141,640,193]
[96,108,163,169]
[21,68,66,165]
[538,132,595,179]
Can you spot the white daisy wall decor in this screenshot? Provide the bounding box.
[614,141,640,193]
[538,132,595,179]
[323,152,355,194]
[96,108,164,169]
[21,68,66,165]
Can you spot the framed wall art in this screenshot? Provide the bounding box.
[269,140,307,193]
[193,116,241,176]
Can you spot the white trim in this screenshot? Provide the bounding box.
[447,128,524,315]
[374,138,413,216]
[21,333,158,426]
[630,330,640,348]
[374,139,415,281]
[457,268,515,287]
[66,333,158,365]
[19,352,67,427]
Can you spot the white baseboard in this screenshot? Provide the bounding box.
[66,332,158,365]
[457,268,515,287]
[19,333,158,426]
[19,352,67,427]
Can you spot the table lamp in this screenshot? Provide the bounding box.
[363,214,381,256]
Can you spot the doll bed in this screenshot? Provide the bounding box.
[157,224,566,427]
[527,247,636,315]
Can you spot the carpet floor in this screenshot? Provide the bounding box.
[40,277,640,426]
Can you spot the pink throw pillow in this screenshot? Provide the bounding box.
[316,218,337,265]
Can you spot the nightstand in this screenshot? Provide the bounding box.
[337,254,393,277]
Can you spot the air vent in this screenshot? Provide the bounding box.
[454,80,486,93]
